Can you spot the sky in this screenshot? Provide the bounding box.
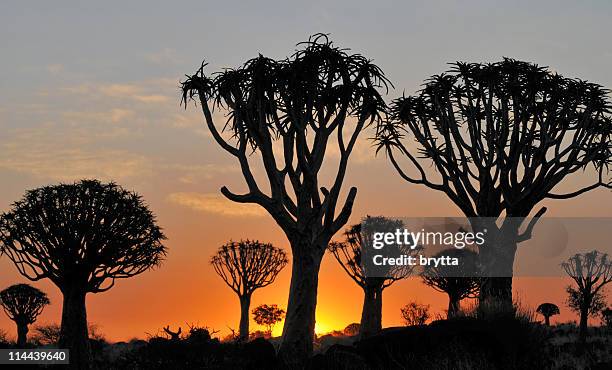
[1,0,612,341]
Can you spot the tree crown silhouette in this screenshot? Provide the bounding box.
[376,59,611,219]
[211,240,288,296]
[181,33,390,240]
[421,248,480,298]
[536,303,560,317]
[329,216,416,290]
[0,179,167,292]
[0,283,49,324]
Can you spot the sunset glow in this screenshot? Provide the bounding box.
[1,1,611,349]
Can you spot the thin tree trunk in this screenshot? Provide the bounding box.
[59,287,91,370]
[239,294,251,341]
[544,315,550,326]
[448,293,460,318]
[278,244,324,364]
[359,284,383,338]
[579,307,588,345]
[16,320,28,347]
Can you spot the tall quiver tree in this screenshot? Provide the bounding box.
[562,250,611,345]
[376,59,612,306]
[0,284,49,346]
[211,240,288,341]
[182,34,389,360]
[0,180,166,369]
[421,249,480,318]
[329,216,416,338]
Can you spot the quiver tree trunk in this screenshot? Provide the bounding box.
[448,293,461,319]
[544,315,551,326]
[475,220,518,310]
[579,307,589,345]
[279,243,325,364]
[359,284,383,338]
[16,319,28,347]
[239,294,252,341]
[59,287,90,370]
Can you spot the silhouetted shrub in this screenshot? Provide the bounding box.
[343,323,360,337]
[401,302,430,326]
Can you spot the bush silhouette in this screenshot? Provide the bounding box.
[0,283,49,346]
[182,33,390,362]
[343,323,360,337]
[0,180,167,369]
[536,303,560,326]
[252,304,285,336]
[401,302,431,326]
[211,240,287,341]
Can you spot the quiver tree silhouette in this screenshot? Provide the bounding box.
[329,216,417,338]
[0,180,166,369]
[0,284,49,346]
[421,249,480,318]
[211,240,288,341]
[182,33,390,360]
[375,59,612,306]
[562,250,611,344]
[536,303,560,326]
[252,304,285,336]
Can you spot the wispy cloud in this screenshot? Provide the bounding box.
[0,147,153,182]
[167,192,266,217]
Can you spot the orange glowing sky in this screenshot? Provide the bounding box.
[1,1,612,343]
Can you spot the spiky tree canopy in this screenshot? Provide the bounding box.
[536,303,560,317]
[0,284,49,324]
[211,240,288,296]
[376,59,612,219]
[182,34,390,241]
[329,216,415,290]
[421,248,480,300]
[562,250,612,298]
[0,180,167,292]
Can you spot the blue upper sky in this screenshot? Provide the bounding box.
[2,0,611,96]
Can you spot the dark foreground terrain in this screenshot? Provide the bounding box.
[1,318,610,369]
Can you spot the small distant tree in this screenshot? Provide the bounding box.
[252,304,286,336]
[0,180,167,369]
[562,251,611,344]
[601,308,612,328]
[401,302,430,326]
[211,240,287,341]
[536,303,560,326]
[421,249,480,318]
[329,216,418,338]
[0,284,49,346]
